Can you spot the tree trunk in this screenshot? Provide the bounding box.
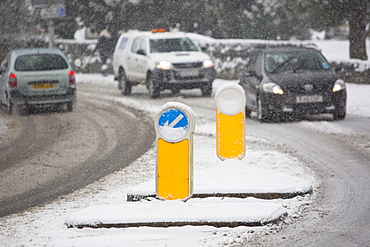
[348,3,368,60]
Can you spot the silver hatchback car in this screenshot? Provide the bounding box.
[0,48,76,114]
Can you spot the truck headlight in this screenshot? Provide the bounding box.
[203,59,214,68]
[156,61,172,70]
[332,79,346,92]
[263,82,284,94]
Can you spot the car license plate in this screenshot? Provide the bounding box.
[32,82,55,89]
[179,70,199,77]
[296,95,323,103]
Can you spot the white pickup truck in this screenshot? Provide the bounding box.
[112,29,216,98]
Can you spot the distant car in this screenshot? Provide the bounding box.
[238,47,347,122]
[0,48,76,114]
[113,29,216,98]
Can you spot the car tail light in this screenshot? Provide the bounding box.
[69,71,75,85]
[9,73,17,88]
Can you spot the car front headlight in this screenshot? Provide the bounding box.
[203,59,214,68]
[262,82,284,94]
[156,61,172,70]
[332,79,346,92]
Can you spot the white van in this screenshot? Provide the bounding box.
[112,29,216,98]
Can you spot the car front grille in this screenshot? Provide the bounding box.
[286,84,331,94]
[174,74,203,80]
[173,62,203,69]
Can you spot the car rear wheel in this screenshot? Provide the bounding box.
[245,106,252,118]
[148,73,160,98]
[6,95,13,115]
[119,70,132,95]
[18,105,30,115]
[66,101,74,112]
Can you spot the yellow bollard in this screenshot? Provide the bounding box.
[154,102,195,201]
[214,83,246,160]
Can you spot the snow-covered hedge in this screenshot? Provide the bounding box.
[1,36,369,84]
[207,42,370,84]
[188,34,370,84]
[55,39,103,74]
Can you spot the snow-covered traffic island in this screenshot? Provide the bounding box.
[66,158,312,229]
[65,91,312,230]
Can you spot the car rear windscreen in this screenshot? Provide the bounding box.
[15,54,69,71]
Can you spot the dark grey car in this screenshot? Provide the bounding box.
[238,47,347,122]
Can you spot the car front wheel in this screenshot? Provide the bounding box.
[257,98,272,123]
[148,73,160,98]
[333,106,346,120]
[201,82,212,97]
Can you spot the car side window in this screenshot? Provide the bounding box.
[255,54,262,76]
[138,38,147,54]
[131,37,140,53]
[246,55,257,72]
[118,37,128,50]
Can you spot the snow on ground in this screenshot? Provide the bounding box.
[0,40,369,246]
[0,75,368,246]
[0,117,8,135]
[346,83,370,117]
[298,83,370,135]
[0,84,313,246]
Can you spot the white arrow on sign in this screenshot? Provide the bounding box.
[164,114,184,128]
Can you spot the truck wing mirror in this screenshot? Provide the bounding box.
[137,49,146,56]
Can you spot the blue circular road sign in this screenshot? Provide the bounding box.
[157,108,190,142]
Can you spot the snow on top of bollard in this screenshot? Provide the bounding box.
[214,83,246,115]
